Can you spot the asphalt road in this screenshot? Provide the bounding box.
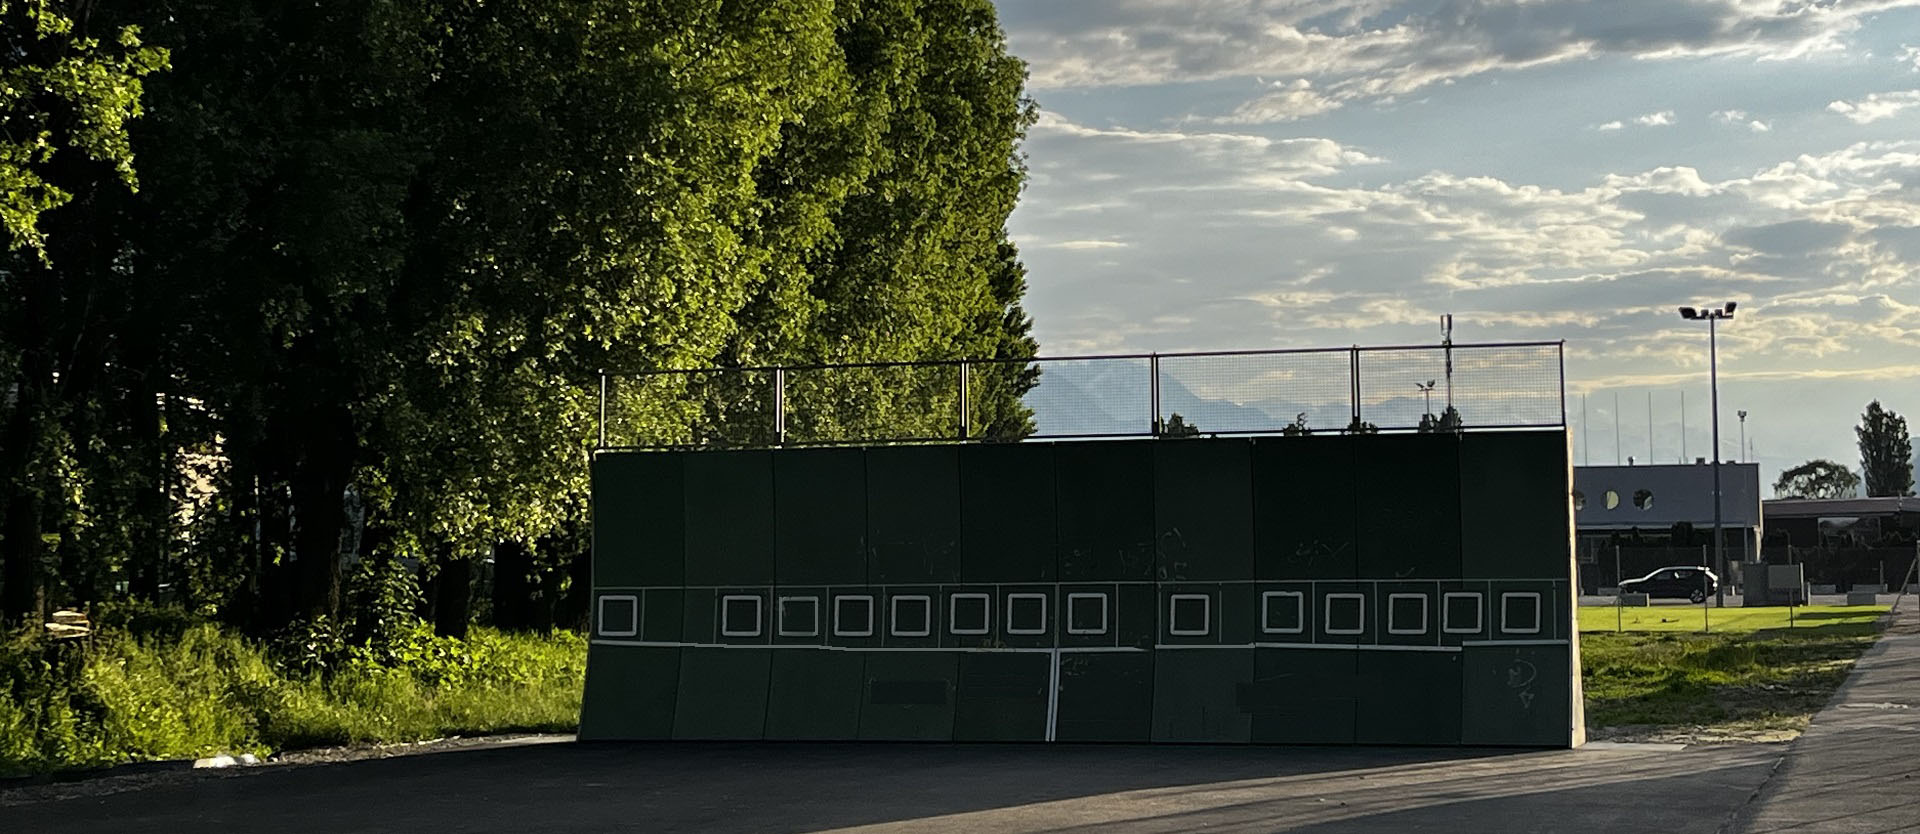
[4,739,1782,833]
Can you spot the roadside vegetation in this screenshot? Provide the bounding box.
[1579,605,1888,742]
[1,565,584,778]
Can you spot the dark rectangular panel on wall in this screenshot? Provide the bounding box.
[1461,432,1570,579]
[869,445,962,584]
[1354,651,1462,745]
[1155,439,1254,581]
[775,447,867,586]
[578,645,679,740]
[1057,441,1155,582]
[1355,434,1462,582]
[960,443,1056,583]
[1253,437,1357,581]
[1152,649,1255,742]
[672,648,772,740]
[859,652,958,741]
[1462,645,1574,746]
[1247,649,1358,744]
[592,452,684,588]
[1055,652,1154,742]
[685,450,774,586]
[954,653,1050,742]
[765,650,865,740]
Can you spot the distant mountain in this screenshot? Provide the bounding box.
[1023,359,1291,436]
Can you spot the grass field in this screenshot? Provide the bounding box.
[1579,606,1888,742]
[1578,604,1888,633]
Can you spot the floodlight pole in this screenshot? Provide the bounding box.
[1709,313,1724,607]
[1680,303,1734,608]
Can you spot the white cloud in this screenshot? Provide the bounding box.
[1713,109,1772,131]
[1004,1,1918,97]
[1596,120,1624,131]
[1901,44,1920,70]
[1210,80,1341,124]
[1635,110,1676,126]
[1827,90,1920,123]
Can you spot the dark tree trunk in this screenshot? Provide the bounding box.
[558,545,592,632]
[1,492,46,626]
[433,557,473,638]
[491,540,533,631]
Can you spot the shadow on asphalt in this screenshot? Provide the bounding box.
[2,740,1783,833]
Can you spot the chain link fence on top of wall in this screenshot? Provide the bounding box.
[597,341,1566,450]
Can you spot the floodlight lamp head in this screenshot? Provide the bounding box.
[1678,306,1699,319]
[1723,301,1737,315]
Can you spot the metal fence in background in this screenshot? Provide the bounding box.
[597,341,1565,450]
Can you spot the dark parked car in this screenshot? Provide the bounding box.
[1619,566,1719,602]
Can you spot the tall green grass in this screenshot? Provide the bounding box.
[0,622,584,777]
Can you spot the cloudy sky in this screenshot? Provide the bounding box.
[995,0,1920,489]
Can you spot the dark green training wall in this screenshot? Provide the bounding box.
[580,431,1584,747]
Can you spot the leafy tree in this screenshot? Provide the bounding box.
[1773,459,1861,499]
[0,0,168,625]
[1281,412,1311,436]
[1163,413,1201,437]
[1857,401,1915,497]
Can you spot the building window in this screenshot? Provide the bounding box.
[1066,593,1109,635]
[777,596,819,637]
[1325,593,1365,635]
[1007,593,1047,635]
[890,595,932,637]
[720,595,762,638]
[598,594,638,638]
[1443,592,1482,634]
[834,595,875,637]
[1501,592,1542,635]
[1168,594,1210,636]
[1604,489,1620,510]
[1633,489,1654,510]
[1571,490,1586,510]
[1387,593,1429,635]
[949,593,990,635]
[1261,591,1305,634]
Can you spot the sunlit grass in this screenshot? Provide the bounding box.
[1578,604,1887,634]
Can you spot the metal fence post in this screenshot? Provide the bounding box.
[1149,353,1161,436]
[1349,346,1361,429]
[597,370,608,449]
[957,361,971,440]
[774,367,787,446]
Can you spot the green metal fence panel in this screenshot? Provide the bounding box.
[1253,436,1357,582]
[1354,651,1462,745]
[1461,432,1571,579]
[1054,652,1154,742]
[765,650,865,740]
[1355,433,1462,582]
[685,450,774,586]
[578,645,679,740]
[858,652,959,740]
[1056,441,1155,582]
[953,652,1051,741]
[1461,645,1574,746]
[592,452,683,588]
[775,447,867,586]
[672,648,772,739]
[1154,439,1254,581]
[960,443,1057,583]
[1247,648,1358,743]
[868,445,962,584]
[1151,648,1255,742]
